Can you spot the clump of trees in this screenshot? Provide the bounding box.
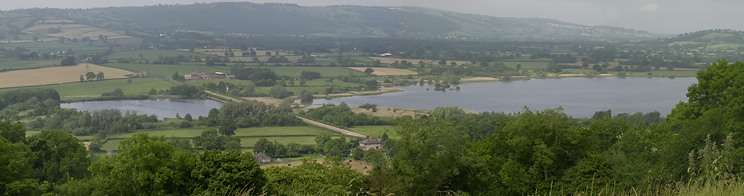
[302,104,388,128]
[204,101,301,128]
[29,109,158,136]
[300,71,321,80]
[0,125,89,195]
[298,90,314,104]
[315,135,357,158]
[81,72,105,82]
[193,129,241,151]
[56,134,267,195]
[60,56,77,66]
[232,68,279,86]
[0,89,60,120]
[254,138,315,158]
[101,88,124,97]
[264,161,365,195]
[269,86,292,98]
[167,84,203,98]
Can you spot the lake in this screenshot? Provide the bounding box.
[61,99,223,119]
[314,77,697,118]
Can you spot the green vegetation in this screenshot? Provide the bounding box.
[108,49,195,63]
[352,125,400,139]
[302,104,389,128]
[100,126,340,152]
[270,67,365,77]
[0,58,58,71]
[108,63,227,78]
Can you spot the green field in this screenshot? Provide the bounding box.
[0,58,59,70]
[351,125,400,139]
[268,66,366,77]
[503,60,551,70]
[108,63,229,78]
[255,78,365,95]
[110,63,364,79]
[108,49,194,60]
[100,126,340,152]
[0,41,109,55]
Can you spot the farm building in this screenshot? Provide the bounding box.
[359,138,384,151]
[378,52,393,57]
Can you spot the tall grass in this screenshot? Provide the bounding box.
[538,180,744,196]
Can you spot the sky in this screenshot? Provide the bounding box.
[2,0,742,34]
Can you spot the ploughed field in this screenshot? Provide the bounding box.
[0,64,134,88]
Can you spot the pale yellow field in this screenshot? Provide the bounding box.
[0,64,134,88]
[348,67,417,76]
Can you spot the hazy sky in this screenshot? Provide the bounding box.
[2,0,742,34]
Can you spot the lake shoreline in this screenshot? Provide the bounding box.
[314,77,696,118]
[61,99,224,120]
[460,75,697,84]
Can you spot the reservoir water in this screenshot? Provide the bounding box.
[315,77,697,118]
[61,99,223,119]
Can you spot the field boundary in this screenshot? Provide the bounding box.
[297,116,367,138]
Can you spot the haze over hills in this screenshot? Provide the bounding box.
[5,2,660,42]
[638,29,744,50]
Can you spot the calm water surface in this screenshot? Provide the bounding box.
[315,77,697,118]
[61,99,223,119]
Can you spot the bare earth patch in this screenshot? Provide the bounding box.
[0,64,133,88]
[242,97,285,106]
[348,67,417,76]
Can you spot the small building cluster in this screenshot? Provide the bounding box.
[359,138,384,151]
[378,52,393,57]
[184,71,230,80]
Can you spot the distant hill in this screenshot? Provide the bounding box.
[667,29,744,44]
[55,2,658,42]
[659,29,744,49]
